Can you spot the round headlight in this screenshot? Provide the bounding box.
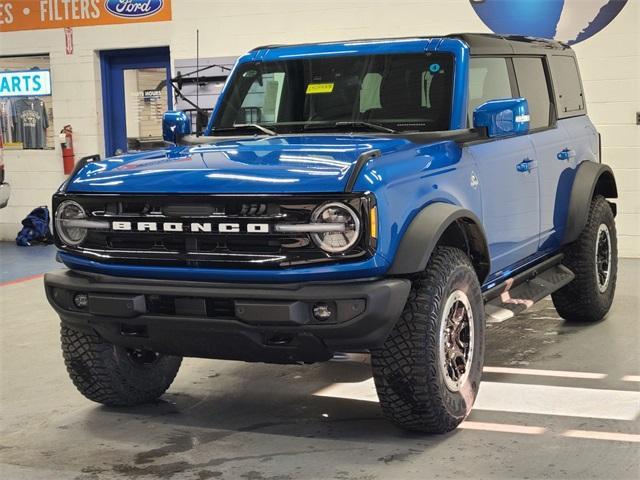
[55,200,88,246]
[311,202,361,253]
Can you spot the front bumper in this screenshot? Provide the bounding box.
[0,182,10,208]
[45,269,410,364]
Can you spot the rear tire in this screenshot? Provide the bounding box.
[552,195,617,323]
[371,247,485,433]
[61,325,182,406]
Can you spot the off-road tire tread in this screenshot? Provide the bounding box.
[552,195,617,323]
[371,246,483,433]
[61,325,182,406]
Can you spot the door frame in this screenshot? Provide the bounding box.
[100,47,173,157]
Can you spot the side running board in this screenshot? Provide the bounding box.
[483,254,575,323]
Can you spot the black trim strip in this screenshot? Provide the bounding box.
[345,149,381,193]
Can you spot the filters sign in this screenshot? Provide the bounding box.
[0,0,172,32]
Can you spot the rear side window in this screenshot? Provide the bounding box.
[513,57,553,129]
[550,55,585,116]
[468,57,513,125]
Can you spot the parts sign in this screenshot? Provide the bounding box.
[0,70,52,96]
[0,0,172,32]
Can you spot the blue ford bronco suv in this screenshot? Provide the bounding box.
[45,34,618,433]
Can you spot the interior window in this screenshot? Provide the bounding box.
[238,72,285,123]
[550,55,585,115]
[359,73,382,113]
[513,57,552,129]
[468,57,513,125]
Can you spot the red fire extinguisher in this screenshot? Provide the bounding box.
[60,125,75,175]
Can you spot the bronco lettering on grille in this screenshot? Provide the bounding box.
[111,221,270,233]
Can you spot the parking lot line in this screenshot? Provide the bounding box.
[0,273,44,287]
[562,430,640,443]
[314,378,640,421]
[459,421,546,435]
[483,366,607,379]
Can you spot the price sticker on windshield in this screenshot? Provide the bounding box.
[306,83,335,94]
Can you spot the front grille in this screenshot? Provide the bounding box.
[54,194,374,268]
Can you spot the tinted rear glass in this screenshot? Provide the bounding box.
[550,55,585,116]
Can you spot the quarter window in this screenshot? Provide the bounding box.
[550,55,585,115]
[513,57,553,129]
[468,57,513,125]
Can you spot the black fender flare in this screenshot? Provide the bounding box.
[563,162,618,245]
[387,202,490,283]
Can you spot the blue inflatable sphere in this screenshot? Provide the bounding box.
[469,0,628,44]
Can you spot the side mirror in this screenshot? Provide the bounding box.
[162,111,191,144]
[473,98,530,138]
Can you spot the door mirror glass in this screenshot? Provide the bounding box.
[473,98,530,138]
[162,111,191,144]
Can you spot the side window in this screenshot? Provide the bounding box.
[513,57,552,129]
[550,55,585,115]
[468,57,512,125]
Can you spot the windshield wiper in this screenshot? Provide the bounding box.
[336,121,397,134]
[214,123,277,136]
[305,121,397,134]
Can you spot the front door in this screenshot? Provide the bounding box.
[467,56,540,275]
[100,48,172,157]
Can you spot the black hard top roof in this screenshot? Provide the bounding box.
[252,33,572,55]
[447,33,571,55]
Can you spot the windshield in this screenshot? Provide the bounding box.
[212,53,454,134]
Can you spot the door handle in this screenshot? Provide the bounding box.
[516,158,536,173]
[557,148,576,160]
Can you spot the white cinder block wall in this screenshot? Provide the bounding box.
[0,0,638,256]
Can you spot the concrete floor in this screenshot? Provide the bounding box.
[0,244,638,479]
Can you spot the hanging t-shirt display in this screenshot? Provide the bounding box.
[0,98,15,143]
[14,98,49,149]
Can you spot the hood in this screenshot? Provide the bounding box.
[67,135,414,194]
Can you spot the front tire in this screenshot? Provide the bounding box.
[552,195,617,323]
[61,325,182,406]
[371,247,485,433]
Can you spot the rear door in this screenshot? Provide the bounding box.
[467,57,540,274]
[512,56,574,251]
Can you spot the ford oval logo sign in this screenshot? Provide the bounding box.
[105,0,164,18]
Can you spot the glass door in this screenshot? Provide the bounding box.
[123,68,169,152]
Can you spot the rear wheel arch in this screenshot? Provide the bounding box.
[388,203,490,283]
[563,161,618,245]
[594,169,618,203]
